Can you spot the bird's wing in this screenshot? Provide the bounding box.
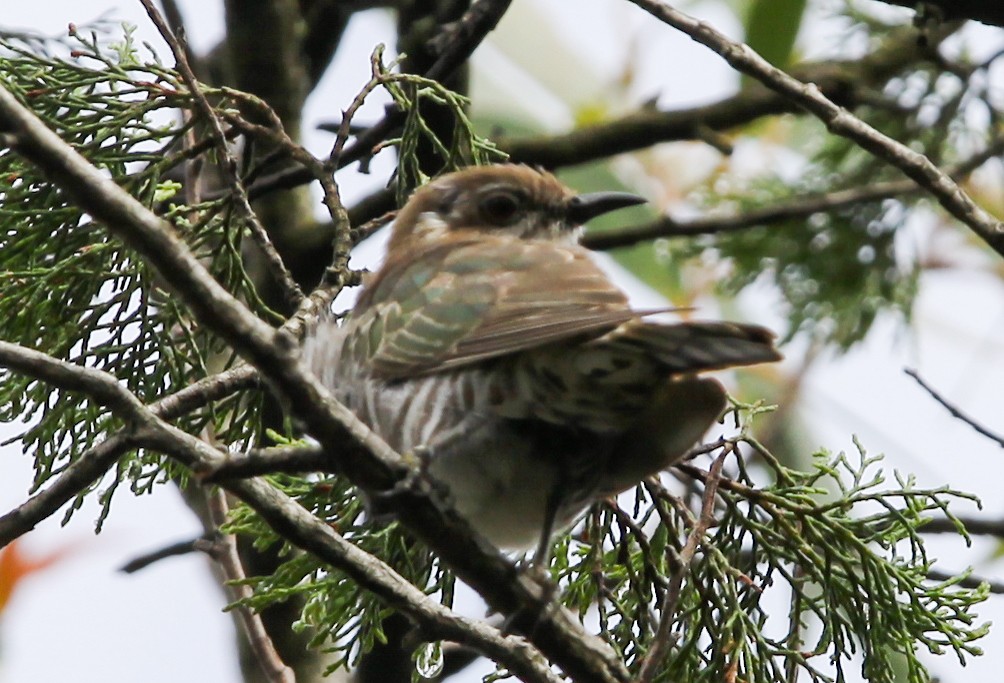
[353,236,650,378]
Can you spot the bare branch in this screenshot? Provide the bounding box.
[626,0,1004,258]
[905,368,1004,448]
[587,179,923,250]
[204,489,295,683]
[919,517,1004,538]
[120,535,209,573]
[485,22,950,169]
[0,341,151,422]
[584,139,1004,250]
[202,443,329,482]
[327,47,391,171]
[353,209,397,246]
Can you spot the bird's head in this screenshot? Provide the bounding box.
[388,165,646,251]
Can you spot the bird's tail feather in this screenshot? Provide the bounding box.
[600,320,782,374]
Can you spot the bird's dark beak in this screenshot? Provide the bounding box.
[566,191,647,224]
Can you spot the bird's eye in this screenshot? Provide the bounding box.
[479,191,523,226]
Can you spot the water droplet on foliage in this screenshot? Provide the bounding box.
[415,641,444,679]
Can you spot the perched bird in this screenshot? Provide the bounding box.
[303,165,780,562]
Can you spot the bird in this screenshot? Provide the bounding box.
[302,164,781,563]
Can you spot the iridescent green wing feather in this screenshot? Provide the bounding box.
[353,236,641,379]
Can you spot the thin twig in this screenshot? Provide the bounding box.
[627,0,1004,258]
[352,209,397,246]
[585,139,1004,250]
[904,368,1004,448]
[140,0,305,310]
[204,489,295,683]
[120,535,210,573]
[918,516,1004,537]
[157,0,200,75]
[326,47,393,171]
[637,449,730,683]
[218,90,354,293]
[201,443,329,482]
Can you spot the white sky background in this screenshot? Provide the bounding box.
[1,1,1003,682]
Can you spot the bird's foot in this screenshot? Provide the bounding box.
[370,445,451,511]
[514,548,557,590]
[497,557,560,637]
